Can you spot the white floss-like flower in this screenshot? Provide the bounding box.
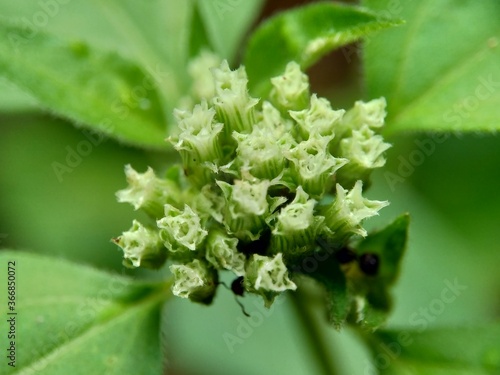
[339,97,387,135]
[116,165,180,219]
[113,220,166,269]
[244,253,297,307]
[340,125,391,169]
[205,230,245,276]
[336,125,391,187]
[322,180,389,241]
[233,123,293,180]
[285,133,348,197]
[170,259,218,304]
[171,101,224,187]
[217,178,271,241]
[157,204,208,256]
[212,60,259,135]
[270,186,324,256]
[187,49,222,101]
[290,94,345,139]
[270,61,310,112]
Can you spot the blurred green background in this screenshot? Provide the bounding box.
[0,1,499,374]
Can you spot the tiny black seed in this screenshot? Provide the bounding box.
[359,253,380,276]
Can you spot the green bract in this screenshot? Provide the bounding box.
[115,58,391,307]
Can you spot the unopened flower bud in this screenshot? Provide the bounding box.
[170,259,218,304]
[244,253,297,307]
[113,220,166,269]
[116,165,181,219]
[157,204,208,260]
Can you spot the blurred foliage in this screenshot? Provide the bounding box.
[364,0,500,133]
[0,251,166,375]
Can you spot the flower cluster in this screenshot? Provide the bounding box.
[113,57,390,307]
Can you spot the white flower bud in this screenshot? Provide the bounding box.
[116,165,180,219]
[245,253,297,307]
[113,220,165,269]
[170,259,218,304]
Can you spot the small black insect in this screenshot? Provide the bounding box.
[237,230,271,257]
[231,276,245,297]
[335,247,358,264]
[220,277,249,317]
[358,253,380,276]
[316,237,380,277]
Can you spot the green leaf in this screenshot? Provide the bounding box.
[303,214,409,330]
[189,3,213,58]
[0,78,37,112]
[0,251,169,374]
[90,1,193,115]
[0,21,169,149]
[367,325,500,374]
[356,213,409,286]
[352,213,410,329]
[244,2,402,96]
[364,0,500,134]
[196,0,264,61]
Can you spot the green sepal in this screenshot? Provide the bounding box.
[297,248,351,330]
[349,213,410,329]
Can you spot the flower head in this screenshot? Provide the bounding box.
[114,56,394,310]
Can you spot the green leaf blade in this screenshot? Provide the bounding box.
[357,213,410,286]
[0,251,168,375]
[0,22,169,149]
[189,3,213,58]
[368,325,500,374]
[354,213,410,329]
[197,0,264,61]
[90,0,193,115]
[244,3,402,96]
[364,0,500,134]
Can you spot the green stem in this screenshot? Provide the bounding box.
[290,289,341,375]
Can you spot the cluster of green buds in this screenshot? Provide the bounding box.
[113,55,390,308]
